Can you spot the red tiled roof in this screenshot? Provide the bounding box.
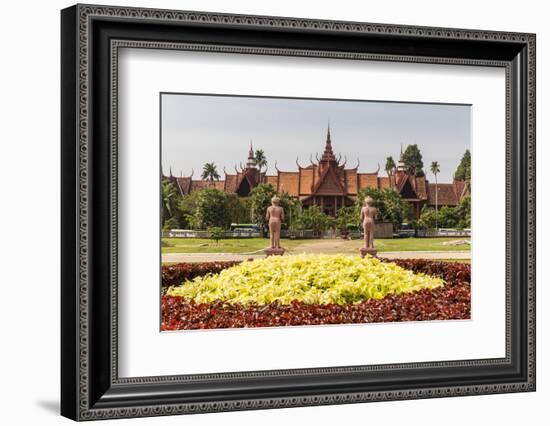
[264,175,278,188]
[453,180,470,199]
[190,180,225,191]
[357,173,379,190]
[299,167,315,194]
[278,172,300,196]
[224,174,237,192]
[174,177,192,195]
[427,183,459,206]
[344,169,358,194]
[377,176,391,189]
[414,176,428,200]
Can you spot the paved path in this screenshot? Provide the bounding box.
[162,250,470,263]
[377,251,470,260]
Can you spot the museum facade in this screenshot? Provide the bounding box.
[164,127,469,218]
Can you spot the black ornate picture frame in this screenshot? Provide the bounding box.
[61,4,536,421]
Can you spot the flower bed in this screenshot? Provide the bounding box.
[166,254,444,305]
[161,257,470,330]
[161,261,242,288]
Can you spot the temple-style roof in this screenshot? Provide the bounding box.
[162,125,468,218]
[427,183,460,206]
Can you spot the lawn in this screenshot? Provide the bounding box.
[162,237,304,254]
[373,237,470,252]
[161,237,471,254]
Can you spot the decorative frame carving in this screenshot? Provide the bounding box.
[61,4,535,421]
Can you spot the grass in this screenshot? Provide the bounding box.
[161,237,471,254]
[162,237,304,254]
[373,238,470,252]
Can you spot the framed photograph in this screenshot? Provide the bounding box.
[61,4,536,421]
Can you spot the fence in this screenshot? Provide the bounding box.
[417,228,471,237]
[163,222,395,240]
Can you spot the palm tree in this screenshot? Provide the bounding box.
[385,156,396,177]
[161,180,178,225]
[430,161,440,230]
[254,149,267,172]
[201,162,220,181]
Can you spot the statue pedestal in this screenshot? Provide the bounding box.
[264,247,285,257]
[360,247,378,258]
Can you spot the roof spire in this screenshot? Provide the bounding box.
[321,121,335,162]
[397,144,407,170]
[169,165,173,177]
[246,140,256,168]
[248,140,254,159]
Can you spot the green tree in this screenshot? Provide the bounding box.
[418,205,437,229]
[456,196,471,229]
[356,188,409,230]
[161,180,179,226]
[418,196,470,230]
[430,160,440,229]
[254,149,267,172]
[437,206,460,228]
[335,206,359,233]
[194,188,229,229]
[208,226,224,245]
[297,205,332,235]
[249,183,277,232]
[454,149,471,182]
[278,191,301,230]
[226,193,250,225]
[403,144,424,176]
[385,156,396,177]
[201,162,220,181]
[178,191,201,229]
[162,217,180,231]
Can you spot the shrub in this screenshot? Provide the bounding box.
[166,254,445,306]
[161,261,242,288]
[208,226,224,245]
[162,217,179,231]
[161,259,471,330]
[162,282,470,330]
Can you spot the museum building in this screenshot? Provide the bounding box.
[163,127,469,218]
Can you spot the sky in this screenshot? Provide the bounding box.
[161,94,471,183]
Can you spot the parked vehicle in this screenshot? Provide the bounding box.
[395,223,416,238]
[229,223,261,233]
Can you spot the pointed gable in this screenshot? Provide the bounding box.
[313,167,346,195]
[224,174,237,192]
[174,177,192,195]
[414,176,428,200]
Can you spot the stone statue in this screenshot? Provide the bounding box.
[265,196,285,256]
[360,196,378,257]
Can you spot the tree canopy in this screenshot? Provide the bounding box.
[194,188,230,229]
[201,162,220,181]
[356,188,410,230]
[385,156,396,176]
[254,149,267,171]
[454,150,471,182]
[403,144,424,177]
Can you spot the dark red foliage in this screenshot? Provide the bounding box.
[161,259,471,330]
[161,261,242,288]
[380,258,470,287]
